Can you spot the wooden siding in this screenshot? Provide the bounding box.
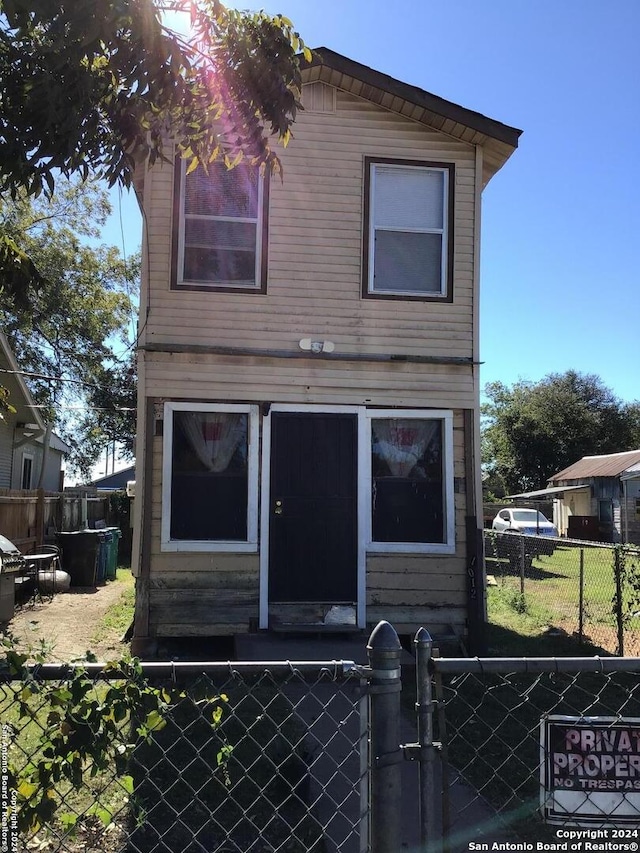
[0,417,13,487]
[141,88,477,361]
[623,479,640,546]
[138,84,484,640]
[145,407,469,638]
[142,351,476,410]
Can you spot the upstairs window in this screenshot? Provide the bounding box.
[363,158,454,301]
[173,160,269,292]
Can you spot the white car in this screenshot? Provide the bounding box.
[492,508,558,537]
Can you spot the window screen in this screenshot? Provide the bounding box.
[367,161,450,297]
[181,162,263,288]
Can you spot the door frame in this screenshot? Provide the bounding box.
[259,404,367,629]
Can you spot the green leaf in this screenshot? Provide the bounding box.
[88,804,113,827]
[120,775,135,795]
[144,709,166,732]
[17,780,38,800]
[59,812,78,830]
[185,157,200,175]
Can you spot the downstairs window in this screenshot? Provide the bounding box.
[161,403,259,552]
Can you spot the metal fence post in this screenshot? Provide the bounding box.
[614,547,625,656]
[415,627,438,852]
[367,620,402,853]
[578,548,585,645]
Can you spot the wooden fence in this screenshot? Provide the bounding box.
[0,489,132,561]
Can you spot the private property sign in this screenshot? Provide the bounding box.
[541,716,640,825]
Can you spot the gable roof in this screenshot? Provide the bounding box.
[302,47,523,186]
[90,465,136,489]
[0,332,71,456]
[549,450,640,482]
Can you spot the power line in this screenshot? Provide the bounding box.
[28,404,136,412]
[0,366,103,388]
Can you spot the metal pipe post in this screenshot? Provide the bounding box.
[614,548,624,656]
[415,627,438,851]
[367,620,402,853]
[578,549,585,645]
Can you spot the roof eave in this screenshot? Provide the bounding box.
[302,47,523,185]
[0,331,47,432]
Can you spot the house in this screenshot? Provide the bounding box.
[548,450,640,544]
[0,331,70,492]
[130,47,522,651]
[90,465,136,491]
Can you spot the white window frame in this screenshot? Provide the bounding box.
[176,161,266,291]
[161,402,259,552]
[364,408,455,554]
[367,160,450,298]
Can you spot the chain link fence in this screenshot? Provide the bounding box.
[485,531,640,655]
[5,623,640,853]
[0,660,368,853]
[432,655,640,848]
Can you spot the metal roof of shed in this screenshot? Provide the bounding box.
[549,450,640,482]
[505,485,590,499]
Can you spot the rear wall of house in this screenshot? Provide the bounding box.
[136,83,481,640]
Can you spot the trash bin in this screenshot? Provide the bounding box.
[104,528,121,580]
[56,531,101,587]
[95,531,109,584]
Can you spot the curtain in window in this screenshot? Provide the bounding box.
[372,419,440,478]
[178,412,246,473]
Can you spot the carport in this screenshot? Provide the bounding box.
[505,484,591,537]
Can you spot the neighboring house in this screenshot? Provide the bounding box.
[90,465,136,491]
[548,450,640,544]
[131,47,522,648]
[0,331,70,492]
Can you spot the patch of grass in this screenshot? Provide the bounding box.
[433,545,639,840]
[91,568,135,646]
[439,570,640,840]
[486,540,625,654]
[486,575,607,657]
[488,584,554,631]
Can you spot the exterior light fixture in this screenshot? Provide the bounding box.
[298,339,335,354]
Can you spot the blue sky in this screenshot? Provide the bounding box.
[105,0,640,404]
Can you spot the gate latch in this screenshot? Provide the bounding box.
[400,742,442,762]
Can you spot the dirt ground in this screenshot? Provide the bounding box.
[5,578,132,662]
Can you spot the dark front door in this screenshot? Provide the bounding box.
[268,413,357,603]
